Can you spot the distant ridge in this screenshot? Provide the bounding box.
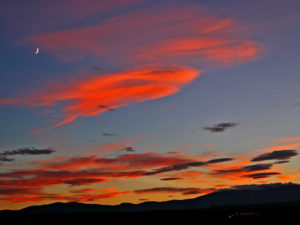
[3,182,300,214]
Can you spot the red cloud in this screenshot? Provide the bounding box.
[0,167,142,203]
[0,67,200,128]
[3,190,129,203]
[28,4,260,64]
[31,151,197,171]
[0,169,146,192]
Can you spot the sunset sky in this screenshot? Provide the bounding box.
[1,0,300,210]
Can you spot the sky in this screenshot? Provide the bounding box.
[1,0,300,210]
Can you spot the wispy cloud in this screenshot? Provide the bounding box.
[0,67,200,129]
[160,177,182,181]
[272,137,300,143]
[63,178,108,186]
[26,3,261,65]
[214,163,273,174]
[0,147,55,162]
[122,146,135,152]
[0,156,14,162]
[134,187,215,196]
[91,66,104,71]
[251,150,298,162]
[0,147,55,156]
[101,133,119,137]
[243,172,281,179]
[203,122,239,133]
[145,157,233,175]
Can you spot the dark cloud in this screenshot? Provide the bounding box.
[275,160,290,164]
[215,163,273,174]
[274,103,300,108]
[101,133,119,136]
[207,158,234,164]
[91,66,103,71]
[0,147,54,162]
[145,162,205,175]
[251,150,298,162]
[145,157,234,176]
[243,172,281,179]
[0,188,23,194]
[160,177,182,181]
[64,178,107,186]
[0,156,14,162]
[134,187,215,195]
[203,122,239,133]
[226,182,300,191]
[0,188,37,195]
[0,147,55,156]
[291,103,300,107]
[244,163,273,172]
[122,146,135,152]
[183,190,204,195]
[98,105,115,111]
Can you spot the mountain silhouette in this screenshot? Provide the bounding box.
[4,182,300,214]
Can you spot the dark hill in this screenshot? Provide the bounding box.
[3,182,300,214]
[2,183,300,225]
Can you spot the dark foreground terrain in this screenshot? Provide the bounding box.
[2,183,300,224]
[1,202,299,225]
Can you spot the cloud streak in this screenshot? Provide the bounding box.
[243,172,281,179]
[160,177,182,181]
[214,163,273,174]
[0,67,200,128]
[203,122,239,133]
[145,157,234,175]
[101,133,119,137]
[0,147,55,162]
[251,150,298,162]
[0,148,55,156]
[134,187,215,196]
[27,3,260,65]
[0,156,14,162]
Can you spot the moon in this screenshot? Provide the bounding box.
[34,47,39,55]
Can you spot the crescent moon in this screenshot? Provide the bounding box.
[34,47,39,55]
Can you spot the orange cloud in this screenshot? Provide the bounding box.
[31,151,198,171]
[0,67,200,128]
[272,137,300,143]
[257,143,300,153]
[2,189,129,203]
